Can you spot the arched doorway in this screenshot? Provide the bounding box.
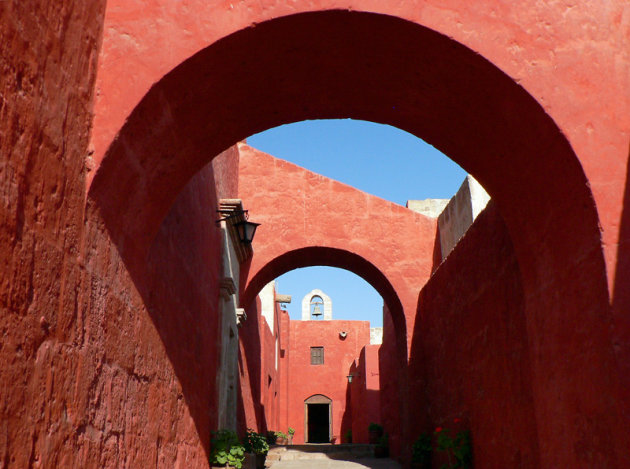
[304,394,333,444]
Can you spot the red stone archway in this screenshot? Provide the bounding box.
[237,144,436,353]
[236,144,432,458]
[242,246,408,359]
[87,9,626,466]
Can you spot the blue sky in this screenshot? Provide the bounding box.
[247,119,466,327]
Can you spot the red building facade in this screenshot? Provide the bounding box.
[239,283,382,446]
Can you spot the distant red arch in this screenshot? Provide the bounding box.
[242,246,406,345]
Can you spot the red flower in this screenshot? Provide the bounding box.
[453,418,461,424]
[435,427,443,433]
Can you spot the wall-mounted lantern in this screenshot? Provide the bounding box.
[346,373,355,384]
[233,219,260,244]
[216,208,260,245]
[216,199,260,263]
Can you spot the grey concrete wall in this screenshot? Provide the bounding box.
[259,281,276,332]
[406,198,450,218]
[370,327,383,345]
[408,175,490,262]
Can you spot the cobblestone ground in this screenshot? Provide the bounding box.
[268,458,402,468]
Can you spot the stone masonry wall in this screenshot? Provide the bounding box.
[1,1,106,465]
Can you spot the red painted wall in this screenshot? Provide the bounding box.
[409,202,539,467]
[91,1,629,302]
[379,305,406,460]
[238,286,382,448]
[286,320,370,445]
[260,306,280,432]
[239,143,437,351]
[0,3,240,463]
[350,345,381,444]
[238,297,264,432]
[238,290,289,436]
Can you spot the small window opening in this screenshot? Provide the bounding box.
[310,346,324,365]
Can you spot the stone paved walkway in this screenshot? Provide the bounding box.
[268,458,401,468]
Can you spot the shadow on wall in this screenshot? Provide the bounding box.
[86,150,237,460]
[141,162,226,459]
[237,295,267,433]
[612,141,630,424]
[339,363,355,444]
[378,304,406,462]
[408,202,540,467]
[87,9,619,465]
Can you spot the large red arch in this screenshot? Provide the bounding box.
[92,4,630,268]
[87,10,626,466]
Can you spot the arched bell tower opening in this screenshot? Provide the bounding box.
[302,289,333,321]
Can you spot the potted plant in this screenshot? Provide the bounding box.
[243,429,269,469]
[210,430,245,469]
[287,427,295,445]
[272,431,288,445]
[368,423,383,444]
[411,433,432,469]
[374,433,389,458]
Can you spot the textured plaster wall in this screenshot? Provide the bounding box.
[238,297,263,433]
[238,294,287,436]
[3,1,630,467]
[350,345,381,444]
[239,291,380,447]
[0,1,240,462]
[238,145,434,459]
[260,304,280,432]
[90,0,629,295]
[378,305,405,461]
[1,1,105,466]
[409,202,539,467]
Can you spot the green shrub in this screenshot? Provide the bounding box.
[434,427,472,469]
[411,433,432,466]
[368,423,384,435]
[210,430,245,469]
[243,429,269,455]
